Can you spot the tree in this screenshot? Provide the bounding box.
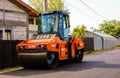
[28,0,44,12]
[28,0,68,12]
[48,0,64,11]
[72,25,87,38]
[94,28,100,32]
[98,20,120,38]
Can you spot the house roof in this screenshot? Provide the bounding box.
[9,0,39,16]
[87,31,117,40]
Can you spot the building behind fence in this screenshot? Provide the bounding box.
[86,31,118,50]
[0,0,39,40]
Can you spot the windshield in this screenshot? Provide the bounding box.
[38,13,58,33]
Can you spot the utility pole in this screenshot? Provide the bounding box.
[44,0,48,12]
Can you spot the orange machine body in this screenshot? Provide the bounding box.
[16,34,84,61]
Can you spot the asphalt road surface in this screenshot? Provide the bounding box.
[0,49,120,78]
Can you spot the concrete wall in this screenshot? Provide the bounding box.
[86,32,103,50]
[86,32,119,50]
[115,39,120,46]
[0,0,27,40]
[94,36,102,50]
[29,25,37,39]
[13,26,27,40]
[0,0,27,22]
[104,40,117,49]
[0,0,24,12]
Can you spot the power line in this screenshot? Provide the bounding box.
[65,1,86,15]
[65,0,100,21]
[79,0,108,20]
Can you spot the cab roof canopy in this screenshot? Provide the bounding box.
[39,11,70,15]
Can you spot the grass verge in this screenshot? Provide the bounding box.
[0,66,23,74]
[84,45,120,55]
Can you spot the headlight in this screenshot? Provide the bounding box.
[18,46,25,52]
[39,44,46,48]
[51,44,56,47]
[40,44,44,48]
[20,46,24,49]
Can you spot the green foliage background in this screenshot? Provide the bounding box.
[28,0,68,12]
[94,20,120,38]
[72,25,87,38]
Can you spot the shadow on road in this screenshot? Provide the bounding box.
[1,60,120,77]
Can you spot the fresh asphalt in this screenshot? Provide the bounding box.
[0,49,120,78]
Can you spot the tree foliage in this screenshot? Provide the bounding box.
[72,25,87,38]
[97,20,120,38]
[28,0,68,12]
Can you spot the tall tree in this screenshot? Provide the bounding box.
[98,20,120,38]
[28,0,68,12]
[28,0,44,12]
[72,25,87,38]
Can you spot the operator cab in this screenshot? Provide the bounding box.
[38,11,70,40]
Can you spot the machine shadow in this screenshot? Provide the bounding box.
[1,60,120,77]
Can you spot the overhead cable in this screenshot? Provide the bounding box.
[79,0,108,19]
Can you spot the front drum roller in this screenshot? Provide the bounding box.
[47,52,59,69]
[18,52,59,69]
[75,49,83,62]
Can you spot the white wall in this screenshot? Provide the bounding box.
[13,26,26,40]
[104,40,116,49]
[86,32,119,50]
[115,39,120,46]
[94,36,102,50]
[0,0,27,40]
[0,0,27,21]
[0,0,25,12]
[29,25,38,39]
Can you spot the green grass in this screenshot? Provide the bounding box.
[84,45,120,55]
[0,66,22,74]
[115,45,120,49]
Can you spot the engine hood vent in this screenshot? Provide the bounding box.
[31,33,57,40]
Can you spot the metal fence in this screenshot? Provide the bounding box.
[0,38,94,69]
[0,40,22,69]
[84,37,94,51]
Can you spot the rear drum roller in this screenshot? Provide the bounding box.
[47,52,59,69]
[75,49,83,62]
[19,52,59,69]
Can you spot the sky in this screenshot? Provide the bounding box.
[23,0,120,31]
